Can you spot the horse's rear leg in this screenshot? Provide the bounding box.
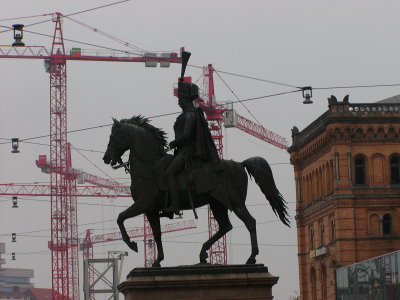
[117,203,146,252]
[232,204,258,264]
[199,202,232,264]
[145,212,164,267]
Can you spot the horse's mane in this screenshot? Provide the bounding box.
[121,115,168,149]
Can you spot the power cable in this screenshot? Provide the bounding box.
[229,90,300,104]
[188,64,301,89]
[0,0,131,34]
[19,140,106,154]
[214,69,265,127]
[314,83,400,90]
[70,143,116,181]
[0,13,53,22]
[89,217,296,249]
[0,111,179,145]
[0,197,130,208]
[0,91,298,146]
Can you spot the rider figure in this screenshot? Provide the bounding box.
[164,80,220,215]
[164,80,197,214]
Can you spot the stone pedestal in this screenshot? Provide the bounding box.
[118,264,278,300]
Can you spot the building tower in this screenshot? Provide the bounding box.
[288,95,400,300]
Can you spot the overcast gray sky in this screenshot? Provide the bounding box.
[1,1,400,299]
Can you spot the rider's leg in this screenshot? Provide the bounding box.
[164,152,185,214]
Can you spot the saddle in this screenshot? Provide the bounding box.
[154,155,231,210]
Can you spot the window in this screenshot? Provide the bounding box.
[320,224,325,245]
[390,155,400,184]
[355,156,366,184]
[310,228,315,250]
[311,267,317,300]
[321,265,328,300]
[382,214,392,235]
[331,219,336,241]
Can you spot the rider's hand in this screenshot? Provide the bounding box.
[169,140,177,149]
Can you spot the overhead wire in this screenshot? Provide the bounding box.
[214,69,265,127]
[314,83,400,90]
[0,0,131,34]
[0,13,53,22]
[70,143,116,181]
[0,90,299,146]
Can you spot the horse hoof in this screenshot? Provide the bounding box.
[128,241,138,253]
[199,259,208,264]
[199,250,208,262]
[152,261,161,268]
[246,257,256,265]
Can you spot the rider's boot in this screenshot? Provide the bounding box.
[164,176,180,215]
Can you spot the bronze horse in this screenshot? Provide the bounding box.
[103,116,290,267]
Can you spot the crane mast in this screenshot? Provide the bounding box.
[46,13,79,300]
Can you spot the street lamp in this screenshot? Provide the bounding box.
[12,24,25,47]
[11,138,20,153]
[12,197,18,208]
[302,86,313,104]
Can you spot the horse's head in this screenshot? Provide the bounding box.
[103,118,130,166]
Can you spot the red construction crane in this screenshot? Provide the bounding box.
[174,64,288,265]
[0,12,182,300]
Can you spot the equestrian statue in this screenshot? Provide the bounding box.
[103,51,290,267]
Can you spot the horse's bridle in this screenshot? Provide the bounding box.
[112,158,131,174]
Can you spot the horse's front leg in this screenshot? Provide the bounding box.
[146,211,164,267]
[117,202,147,252]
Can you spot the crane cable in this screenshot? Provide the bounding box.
[214,68,269,128]
[64,15,146,54]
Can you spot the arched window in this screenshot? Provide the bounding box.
[321,265,328,300]
[331,219,336,241]
[310,227,315,250]
[310,267,317,300]
[320,224,325,246]
[355,155,366,185]
[390,155,400,184]
[382,214,392,235]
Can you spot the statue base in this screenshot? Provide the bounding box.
[118,264,278,300]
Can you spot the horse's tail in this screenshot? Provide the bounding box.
[242,156,290,227]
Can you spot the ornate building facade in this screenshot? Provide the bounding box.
[288,95,400,300]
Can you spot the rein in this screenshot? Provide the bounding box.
[112,146,173,178]
[112,160,131,174]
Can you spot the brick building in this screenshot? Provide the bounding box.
[288,95,400,300]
